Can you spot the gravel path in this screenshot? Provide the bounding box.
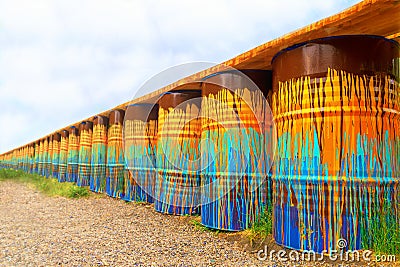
[0,180,267,267]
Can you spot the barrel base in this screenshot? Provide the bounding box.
[273,177,397,253]
[201,200,253,231]
[154,201,200,216]
[154,171,201,216]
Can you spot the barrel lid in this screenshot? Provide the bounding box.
[158,90,202,109]
[79,121,93,131]
[93,115,109,126]
[201,69,272,96]
[109,109,125,125]
[272,35,400,85]
[60,129,69,138]
[125,103,159,121]
[52,133,61,142]
[69,126,79,136]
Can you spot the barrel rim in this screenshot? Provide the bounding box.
[271,34,400,64]
[127,103,157,108]
[201,69,272,81]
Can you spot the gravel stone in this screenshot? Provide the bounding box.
[0,181,267,266]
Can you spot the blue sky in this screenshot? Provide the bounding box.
[0,0,360,153]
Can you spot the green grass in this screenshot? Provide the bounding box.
[247,205,273,241]
[361,197,400,256]
[190,219,220,234]
[0,168,90,198]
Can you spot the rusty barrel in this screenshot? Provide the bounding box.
[271,35,400,252]
[45,136,53,177]
[23,147,27,171]
[42,137,50,177]
[106,109,126,198]
[37,139,44,175]
[34,141,40,174]
[51,133,61,178]
[155,89,202,215]
[25,146,31,172]
[58,130,69,182]
[123,103,158,203]
[20,147,26,171]
[67,126,80,183]
[28,145,35,173]
[200,70,273,231]
[19,148,23,171]
[77,121,93,187]
[18,147,24,171]
[90,115,108,193]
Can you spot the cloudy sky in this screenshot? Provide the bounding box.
[0,0,360,153]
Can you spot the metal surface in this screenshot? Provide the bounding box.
[155,90,202,215]
[77,122,93,187]
[58,130,69,182]
[67,126,80,183]
[200,70,273,231]
[106,109,125,198]
[90,116,108,193]
[123,103,159,203]
[51,133,61,178]
[271,35,400,252]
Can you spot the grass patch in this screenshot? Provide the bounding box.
[245,205,273,244]
[0,168,90,198]
[361,197,400,256]
[190,218,220,234]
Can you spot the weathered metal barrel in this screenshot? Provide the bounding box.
[67,126,80,182]
[37,139,44,175]
[45,136,53,177]
[200,70,273,231]
[28,145,35,173]
[123,103,158,203]
[24,146,29,172]
[51,133,61,178]
[155,89,202,215]
[23,147,27,171]
[18,147,24,171]
[42,137,50,177]
[20,147,25,171]
[58,130,69,182]
[106,109,126,198]
[271,35,400,252]
[34,141,40,174]
[90,115,108,193]
[77,121,93,187]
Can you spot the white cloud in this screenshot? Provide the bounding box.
[0,0,361,153]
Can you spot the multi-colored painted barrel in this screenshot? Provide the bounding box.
[28,145,35,173]
[20,148,24,171]
[58,130,69,182]
[77,121,93,187]
[271,35,399,252]
[90,116,108,193]
[20,147,25,171]
[33,141,40,174]
[67,126,80,183]
[51,133,61,178]
[155,89,202,215]
[106,109,125,198]
[200,70,273,231]
[124,103,158,203]
[37,139,44,175]
[41,137,49,177]
[45,136,53,177]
